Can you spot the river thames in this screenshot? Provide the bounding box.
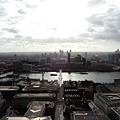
[20,72,120,83]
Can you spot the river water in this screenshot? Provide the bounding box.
[20,72,120,83]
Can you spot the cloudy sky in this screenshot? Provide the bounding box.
[0,0,120,52]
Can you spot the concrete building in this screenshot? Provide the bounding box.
[1,116,52,120]
[0,86,19,99]
[0,92,5,109]
[68,52,71,63]
[13,93,56,109]
[110,107,120,120]
[108,49,120,65]
[25,101,55,119]
[70,111,110,120]
[22,63,32,72]
[94,93,120,115]
[70,101,110,120]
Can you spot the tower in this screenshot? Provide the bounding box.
[58,69,63,87]
[85,52,87,60]
[68,52,70,63]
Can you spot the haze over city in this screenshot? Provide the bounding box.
[0,0,120,52]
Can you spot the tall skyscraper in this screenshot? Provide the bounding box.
[68,52,70,63]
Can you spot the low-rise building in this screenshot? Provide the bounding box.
[0,86,19,99]
[1,116,52,120]
[94,93,120,115]
[13,93,56,109]
[70,111,110,120]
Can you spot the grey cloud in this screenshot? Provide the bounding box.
[17,9,26,14]
[46,28,50,30]
[13,36,89,44]
[87,0,106,7]
[87,27,96,32]
[0,32,3,35]
[86,14,104,26]
[0,5,8,17]
[104,27,118,33]
[0,35,92,48]
[2,28,19,33]
[86,7,120,42]
[0,37,13,45]
[93,32,120,41]
[0,0,10,3]
[46,28,58,30]
[15,35,23,38]
[51,28,58,30]
[79,33,91,37]
[25,4,38,9]
[15,0,22,1]
[8,16,24,25]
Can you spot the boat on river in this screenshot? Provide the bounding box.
[50,74,57,76]
[80,72,88,74]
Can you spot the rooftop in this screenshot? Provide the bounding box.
[0,86,19,91]
[17,79,58,87]
[1,116,52,120]
[112,107,120,115]
[105,85,120,93]
[71,111,110,120]
[25,101,46,118]
[14,93,56,98]
[22,84,58,91]
[95,93,120,104]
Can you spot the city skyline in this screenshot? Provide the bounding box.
[0,0,120,52]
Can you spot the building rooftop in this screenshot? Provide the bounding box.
[1,116,52,120]
[112,107,120,115]
[14,93,56,98]
[95,93,120,104]
[27,101,54,109]
[0,86,19,91]
[70,111,110,120]
[16,79,41,86]
[22,84,58,92]
[105,84,120,93]
[24,101,46,118]
[17,79,58,86]
[88,101,103,114]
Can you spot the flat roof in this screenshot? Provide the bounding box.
[0,86,19,91]
[71,111,110,120]
[25,101,45,118]
[1,116,52,120]
[14,93,56,98]
[22,85,58,91]
[95,93,120,104]
[112,107,120,114]
[16,80,41,86]
[105,85,120,93]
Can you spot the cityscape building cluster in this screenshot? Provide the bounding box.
[0,49,120,120]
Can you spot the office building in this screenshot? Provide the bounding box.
[94,93,120,114]
[13,93,56,109]
[1,116,52,120]
[0,86,19,99]
[110,107,120,120]
[70,111,110,120]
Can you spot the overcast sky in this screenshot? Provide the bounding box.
[0,0,120,52]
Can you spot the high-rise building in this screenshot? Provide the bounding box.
[85,52,87,60]
[108,49,120,65]
[68,52,70,63]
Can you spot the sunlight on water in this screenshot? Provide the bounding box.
[20,72,120,83]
